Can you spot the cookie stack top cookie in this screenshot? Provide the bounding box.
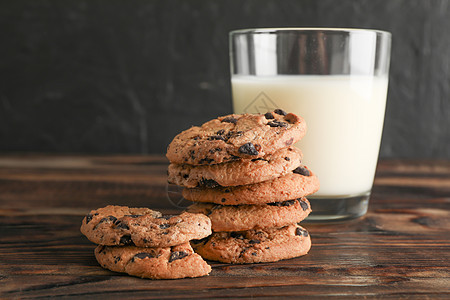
[166,109,307,165]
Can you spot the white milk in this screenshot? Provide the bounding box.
[232,75,388,197]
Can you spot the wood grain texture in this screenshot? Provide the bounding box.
[0,155,449,298]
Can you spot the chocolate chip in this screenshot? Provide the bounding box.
[169,251,188,262]
[284,157,290,161]
[115,222,130,230]
[209,147,222,154]
[199,178,219,188]
[221,198,226,203]
[230,232,244,239]
[134,252,155,260]
[108,215,117,222]
[216,129,225,135]
[251,252,258,256]
[183,174,189,179]
[274,109,287,116]
[98,218,107,223]
[285,138,294,146]
[114,256,121,263]
[238,248,247,258]
[85,214,93,224]
[295,227,309,237]
[199,157,214,164]
[119,235,133,245]
[189,150,196,160]
[238,142,259,156]
[299,199,309,211]
[225,130,243,140]
[293,166,310,176]
[224,189,231,193]
[97,245,105,254]
[193,136,200,140]
[159,223,170,229]
[248,239,261,244]
[221,116,238,124]
[268,120,288,127]
[162,231,169,235]
[264,112,274,119]
[208,135,225,141]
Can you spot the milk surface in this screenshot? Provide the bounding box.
[232,75,388,197]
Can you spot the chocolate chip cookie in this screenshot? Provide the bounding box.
[81,205,212,247]
[182,166,319,205]
[186,198,311,232]
[95,242,211,279]
[168,147,303,188]
[191,223,311,264]
[166,110,306,165]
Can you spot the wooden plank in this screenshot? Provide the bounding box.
[0,156,449,298]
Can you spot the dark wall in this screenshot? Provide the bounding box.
[1,0,449,158]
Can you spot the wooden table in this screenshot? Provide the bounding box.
[0,155,449,298]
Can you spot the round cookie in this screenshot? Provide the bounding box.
[168,147,303,188]
[186,198,311,232]
[191,224,311,264]
[95,242,211,279]
[183,166,319,205]
[166,110,307,165]
[80,205,212,247]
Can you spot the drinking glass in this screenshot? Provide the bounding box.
[230,28,391,221]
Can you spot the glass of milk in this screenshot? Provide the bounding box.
[230,28,391,221]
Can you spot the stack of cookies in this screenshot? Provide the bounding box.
[80,205,212,279]
[167,109,320,264]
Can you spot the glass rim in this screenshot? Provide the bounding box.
[230,27,391,37]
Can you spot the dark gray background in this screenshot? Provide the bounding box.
[1,0,449,158]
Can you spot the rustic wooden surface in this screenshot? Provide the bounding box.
[0,155,449,299]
